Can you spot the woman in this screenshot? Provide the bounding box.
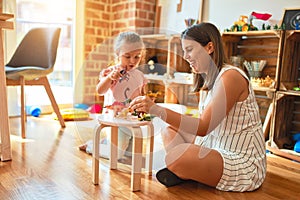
[129,22,266,192]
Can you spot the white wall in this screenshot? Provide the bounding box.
[159,0,203,34]
[203,0,300,32]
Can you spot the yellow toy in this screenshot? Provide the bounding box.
[235,15,249,30]
[228,14,259,32]
[53,108,90,121]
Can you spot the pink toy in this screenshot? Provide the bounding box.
[87,104,102,113]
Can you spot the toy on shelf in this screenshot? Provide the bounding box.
[231,15,252,32]
[225,11,272,32]
[250,76,275,88]
[146,91,161,101]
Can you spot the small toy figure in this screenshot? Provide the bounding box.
[231,15,249,32]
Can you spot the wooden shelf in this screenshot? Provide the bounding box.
[253,86,276,93]
[267,141,300,163]
[222,30,282,37]
[0,13,14,21]
[277,90,300,97]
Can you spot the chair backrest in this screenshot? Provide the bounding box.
[6,27,61,69]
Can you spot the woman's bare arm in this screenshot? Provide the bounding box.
[130,69,248,137]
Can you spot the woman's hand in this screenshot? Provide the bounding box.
[129,95,156,113]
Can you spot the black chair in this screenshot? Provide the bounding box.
[5,27,66,138]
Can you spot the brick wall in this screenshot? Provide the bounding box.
[82,0,156,106]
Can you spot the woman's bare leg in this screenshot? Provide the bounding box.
[161,126,186,153]
[166,143,223,187]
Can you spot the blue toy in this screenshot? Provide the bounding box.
[30,106,41,117]
[293,133,300,153]
[74,103,89,110]
[26,106,41,117]
[294,141,300,153]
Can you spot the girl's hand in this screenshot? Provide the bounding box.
[129,96,155,113]
[108,65,125,80]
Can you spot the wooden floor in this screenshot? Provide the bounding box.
[1,116,300,200]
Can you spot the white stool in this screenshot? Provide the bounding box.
[92,114,154,191]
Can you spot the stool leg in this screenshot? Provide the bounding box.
[92,124,103,185]
[145,124,154,176]
[110,126,118,169]
[131,127,143,191]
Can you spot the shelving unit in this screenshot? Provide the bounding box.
[222,30,284,128]
[222,30,284,90]
[267,30,300,162]
[140,34,198,106]
[279,30,300,91]
[141,34,190,74]
[222,30,300,162]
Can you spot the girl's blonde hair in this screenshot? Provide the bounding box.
[114,31,145,56]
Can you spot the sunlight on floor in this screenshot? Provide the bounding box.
[25,86,74,106]
[10,134,35,143]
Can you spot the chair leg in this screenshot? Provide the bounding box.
[20,76,26,138]
[41,77,65,128]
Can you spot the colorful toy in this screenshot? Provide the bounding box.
[74,103,89,110]
[26,106,42,117]
[293,133,300,153]
[30,106,41,117]
[295,141,300,153]
[53,108,90,121]
[226,11,272,32]
[87,104,102,113]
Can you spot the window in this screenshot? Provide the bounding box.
[16,0,75,106]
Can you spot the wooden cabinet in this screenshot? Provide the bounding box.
[222,31,284,129]
[279,30,300,91]
[267,30,300,162]
[267,91,300,162]
[222,30,284,90]
[222,30,300,162]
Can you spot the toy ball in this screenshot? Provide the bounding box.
[87,104,102,113]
